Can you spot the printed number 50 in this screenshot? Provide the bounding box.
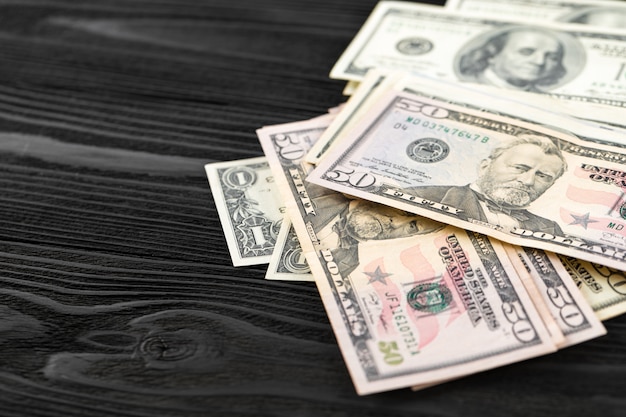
[325,166,377,188]
[378,341,404,366]
[502,301,537,343]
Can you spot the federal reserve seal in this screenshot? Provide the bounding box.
[407,282,452,314]
[396,37,433,55]
[406,138,449,163]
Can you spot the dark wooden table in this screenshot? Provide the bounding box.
[1,1,625,416]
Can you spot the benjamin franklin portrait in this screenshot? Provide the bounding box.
[455,26,585,93]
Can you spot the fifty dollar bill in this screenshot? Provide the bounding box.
[258,116,559,395]
[307,89,626,272]
[505,244,605,345]
[307,73,626,320]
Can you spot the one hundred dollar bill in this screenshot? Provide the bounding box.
[330,1,626,108]
[505,245,606,345]
[447,0,626,28]
[555,253,626,320]
[395,74,626,148]
[307,70,626,172]
[337,74,626,131]
[258,117,558,395]
[205,157,285,266]
[307,89,626,272]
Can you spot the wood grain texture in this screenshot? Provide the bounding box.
[0,1,625,416]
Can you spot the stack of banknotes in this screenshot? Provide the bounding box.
[205,0,626,395]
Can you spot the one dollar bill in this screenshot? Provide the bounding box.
[205,157,285,266]
[555,253,626,321]
[204,113,336,268]
[265,213,312,280]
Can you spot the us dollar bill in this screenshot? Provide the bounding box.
[447,0,626,28]
[307,71,406,165]
[337,73,626,131]
[555,253,626,320]
[205,157,285,266]
[395,74,626,148]
[308,70,626,171]
[258,117,558,395]
[342,80,361,96]
[307,89,626,272]
[504,245,606,345]
[330,1,626,108]
[266,216,313,281]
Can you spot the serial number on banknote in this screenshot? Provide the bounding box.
[398,116,490,143]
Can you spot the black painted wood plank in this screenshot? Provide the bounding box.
[1,1,625,416]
